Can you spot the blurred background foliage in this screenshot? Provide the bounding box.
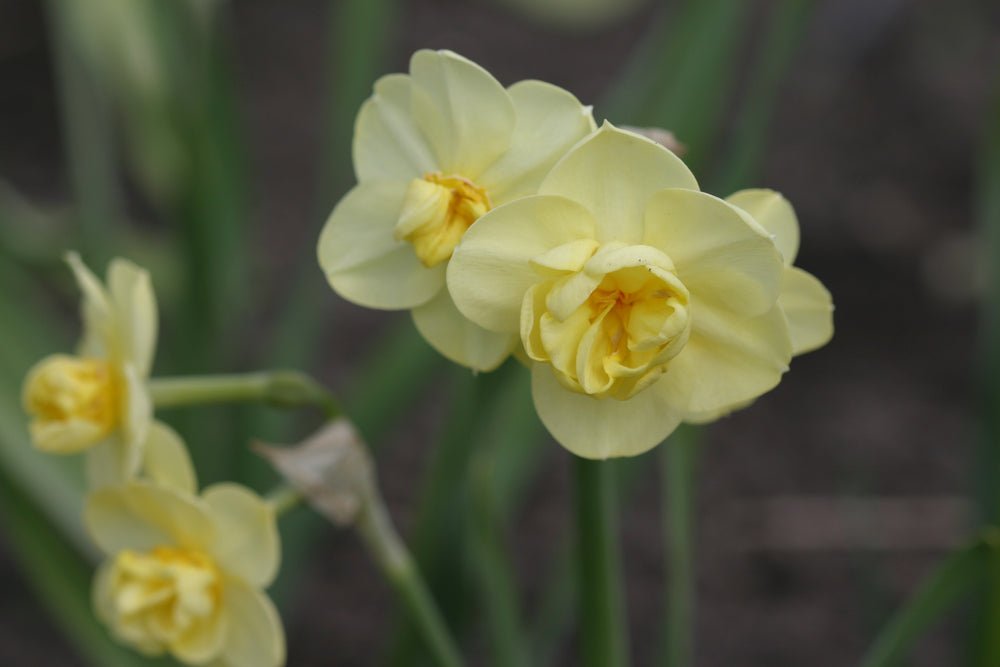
[0,0,998,665]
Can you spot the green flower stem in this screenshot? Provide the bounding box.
[265,485,303,516]
[574,456,630,667]
[356,484,464,667]
[663,427,698,667]
[148,371,340,418]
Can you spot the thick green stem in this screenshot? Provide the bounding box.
[574,457,630,667]
[149,371,340,418]
[356,487,464,667]
[265,485,303,516]
[663,428,698,667]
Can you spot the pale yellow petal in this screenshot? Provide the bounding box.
[683,398,754,425]
[29,417,106,454]
[643,188,783,317]
[780,266,834,355]
[172,610,228,665]
[531,362,685,458]
[119,362,151,477]
[726,189,799,265]
[409,49,515,177]
[85,482,214,555]
[66,252,115,358]
[540,123,698,244]
[220,579,285,667]
[92,560,116,626]
[662,303,791,415]
[141,421,197,494]
[318,181,445,309]
[448,195,597,332]
[107,258,158,376]
[479,79,596,202]
[353,73,438,183]
[85,437,129,489]
[412,288,517,372]
[202,484,280,589]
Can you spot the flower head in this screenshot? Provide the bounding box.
[86,461,284,667]
[318,49,595,371]
[448,123,821,458]
[23,253,156,478]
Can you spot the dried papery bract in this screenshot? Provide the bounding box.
[255,419,374,526]
[620,125,686,156]
[259,420,464,667]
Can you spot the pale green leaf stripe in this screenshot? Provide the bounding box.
[859,536,994,667]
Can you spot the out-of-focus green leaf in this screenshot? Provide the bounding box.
[603,0,749,173]
[44,0,124,261]
[860,535,994,667]
[973,82,1000,667]
[712,0,815,194]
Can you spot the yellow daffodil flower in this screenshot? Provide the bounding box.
[685,190,835,423]
[22,253,156,478]
[318,49,595,371]
[448,123,803,458]
[85,458,284,667]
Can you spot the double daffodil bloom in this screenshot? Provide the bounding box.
[86,441,284,667]
[318,49,595,371]
[449,123,824,458]
[23,253,156,478]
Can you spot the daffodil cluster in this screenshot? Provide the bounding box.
[319,51,833,458]
[21,255,286,667]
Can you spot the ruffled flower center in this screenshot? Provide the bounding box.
[395,172,491,268]
[523,242,691,400]
[104,546,222,654]
[23,355,120,450]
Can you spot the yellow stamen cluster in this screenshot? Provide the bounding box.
[101,546,222,655]
[525,258,691,401]
[395,172,491,268]
[23,355,120,452]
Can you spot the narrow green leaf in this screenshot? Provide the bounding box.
[44,0,123,261]
[712,0,816,194]
[860,536,994,667]
[973,82,1000,667]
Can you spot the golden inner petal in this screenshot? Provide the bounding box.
[530,263,691,401]
[395,172,491,268]
[107,546,222,650]
[24,355,120,444]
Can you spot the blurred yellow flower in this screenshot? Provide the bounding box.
[86,471,284,667]
[23,253,156,479]
[318,49,595,371]
[449,123,803,458]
